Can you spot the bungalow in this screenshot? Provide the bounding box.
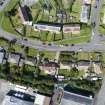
[80,4,91,23]
[63,24,80,34]
[19,5,32,25]
[39,61,59,75]
[8,52,21,65]
[33,23,61,34]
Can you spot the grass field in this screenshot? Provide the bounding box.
[99,0,105,34]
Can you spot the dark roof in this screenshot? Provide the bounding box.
[20,6,30,21]
[64,85,94,98]
[61,91,93,105]
[7,90,35,102]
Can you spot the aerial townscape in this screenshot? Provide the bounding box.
[0,0,105,105]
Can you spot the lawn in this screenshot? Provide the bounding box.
[0,0,21,35]
[99,0,105,34]
[39,50,56,60]
[56,36,90,44]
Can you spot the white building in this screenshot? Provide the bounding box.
[33,24,61,34]
[80,5,91,23]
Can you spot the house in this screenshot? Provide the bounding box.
[24,56,37,66]
[61,90,94,105]
[39,61,59,75]
[63,24,80,34]
[77,60,102,74]
[0,47,5,64]
[34,94,51,105]
[80,4,91,23]
[1,90,35,105]
[77,60,91,71]
[8,52,21,65]
[19,5,32,25]
[33,23,61,34]
[60,61,75,70]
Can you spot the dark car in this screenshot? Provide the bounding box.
[48,43,52,46]
[71,44,74,46]
[0,2,3,5]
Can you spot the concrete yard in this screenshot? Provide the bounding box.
[0,79,14,105]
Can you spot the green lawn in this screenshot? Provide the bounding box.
[99,0,105,34]
[4,0,20,11]
[39,50,56,60]
[56,36,90,44]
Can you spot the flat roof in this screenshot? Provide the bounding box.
[2,90,35,105]
[33,24,61,33]
[61,91,93,105]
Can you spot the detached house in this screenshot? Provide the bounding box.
[39,61,59,75]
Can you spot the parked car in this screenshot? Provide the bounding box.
[0,2,3,5]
